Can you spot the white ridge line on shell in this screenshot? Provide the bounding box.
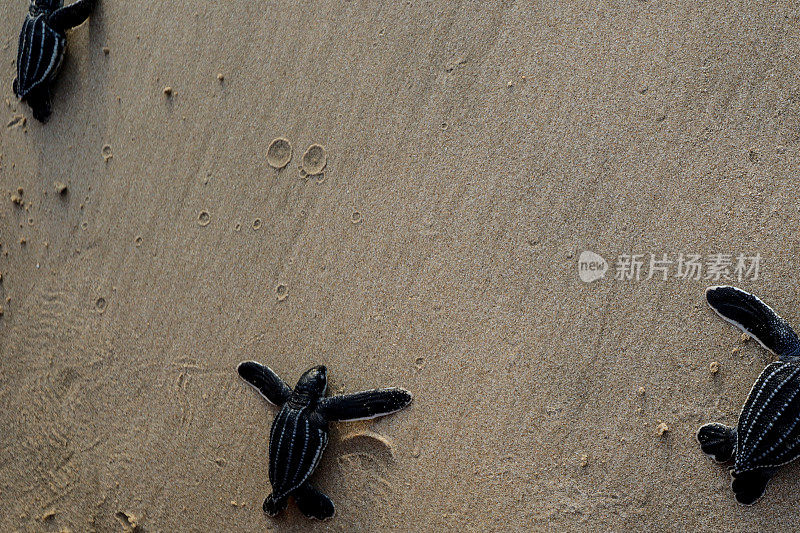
[740,364,800,463]
[283,406,304,488]
[739,363,786,448]
[753,380,800,464]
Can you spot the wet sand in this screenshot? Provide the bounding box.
[2,0,800,531]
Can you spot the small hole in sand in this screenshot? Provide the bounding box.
[234,222,242,232]
[102,144,113,162]
[252,218,262,230]
[350,211,362,224]
[414,357,425,369]
[302,144,327,175]
[266,138,292,169]
[81,221,88,230]
[134,236,143,246]
[197,211,211,227]
[115,511,138,530]
[275,284,288,301]
[95,297,107,312]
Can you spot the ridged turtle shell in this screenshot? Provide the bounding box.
[268,405,328,500]
[735,360,800,472]
[15,13,65,99]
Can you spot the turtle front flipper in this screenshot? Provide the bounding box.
[48,0,97,33]
[317,388,413,422]
[237,361,292,406]
[295,483,335,520]
[697,422,737,463]
[706,286,800,360]
[262,493,288,516]
[731,468,775,505]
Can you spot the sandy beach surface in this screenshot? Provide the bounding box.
[2,0,800,531]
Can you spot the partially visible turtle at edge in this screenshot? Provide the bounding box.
[237,362,413,520]
[14,0,97,122]
[698,286,800,504]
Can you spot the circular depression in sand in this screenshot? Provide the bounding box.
[302,144,327,175]
[267,138,293,169]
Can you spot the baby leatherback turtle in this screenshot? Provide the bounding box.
[237,361,413,520]
[14,0,97,122]
[698,286,800,504]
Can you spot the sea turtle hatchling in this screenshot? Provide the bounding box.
[237,362,413,520]
[698,286,800,504]
[14,0,97,122]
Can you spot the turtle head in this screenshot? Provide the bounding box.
[31,0,62,13]
[294,365,328,400]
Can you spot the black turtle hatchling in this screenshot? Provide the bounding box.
[237,362,413,520]
[698,286,800,504]
[14,0,97,122]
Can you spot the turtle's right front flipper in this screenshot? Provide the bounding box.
[706,286,800,360]
[48,0,97,33]
[237,361,292,406]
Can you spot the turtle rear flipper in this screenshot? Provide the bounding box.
[706,286,800,360]
[262,493,287,516]
[731,469,774,505]
[27,87,52,123]
[697,423,737,463]
[294,483,335,520]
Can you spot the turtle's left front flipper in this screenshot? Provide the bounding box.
[48,0,97,33]
[706,286,800,360]
[318,388,412,421]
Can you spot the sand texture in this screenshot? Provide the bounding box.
[2,0,800,531]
